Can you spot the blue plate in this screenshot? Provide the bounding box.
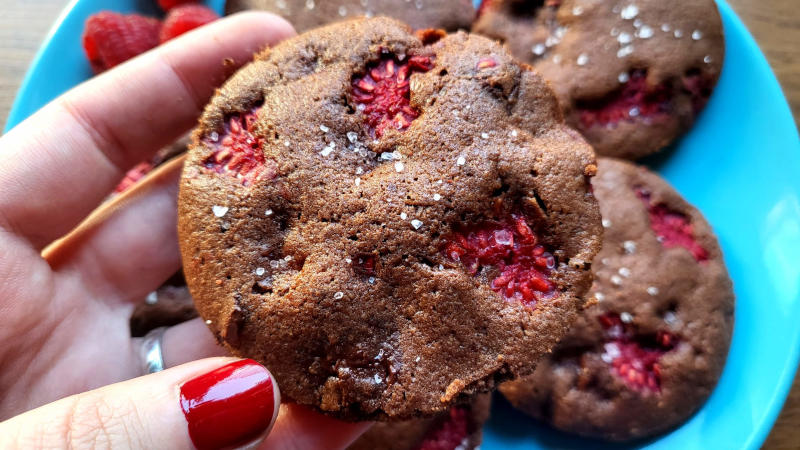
[4,1,799,449]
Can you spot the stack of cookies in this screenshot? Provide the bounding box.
[129,1,734,447]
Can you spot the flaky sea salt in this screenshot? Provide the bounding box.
[212,205,229,217]
[145,291,158,305]
[623,240,637,254]
[620,4,639,19]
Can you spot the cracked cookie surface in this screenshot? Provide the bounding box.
[178,17,601,420]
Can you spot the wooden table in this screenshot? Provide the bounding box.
[1,0,798,447]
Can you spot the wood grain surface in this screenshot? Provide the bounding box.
[0,0,798,447]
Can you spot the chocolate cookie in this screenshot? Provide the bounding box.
[178,17,602,420]
[226,0,476,33]
[349,394,491,450]
[130,272,197,337]
[499,157,734,441]
[473,0,724,159]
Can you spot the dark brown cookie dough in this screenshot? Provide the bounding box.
[226,0,476,32]
[178,17,602,420]
[500,157,734,441]
[349,394,491,450]
[473,0,724,159]
[130,272,197,337]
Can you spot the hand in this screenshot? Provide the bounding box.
[0,12,368,449]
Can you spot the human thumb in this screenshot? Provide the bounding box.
[0,358,279,450]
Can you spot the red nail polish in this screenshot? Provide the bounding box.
[180,359,276,450]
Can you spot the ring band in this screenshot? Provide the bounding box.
[141,326,168,374]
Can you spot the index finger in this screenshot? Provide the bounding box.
[0,12,294,250]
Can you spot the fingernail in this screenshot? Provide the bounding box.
[180,359,277,450]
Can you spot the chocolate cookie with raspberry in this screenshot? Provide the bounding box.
[226,0,476,33]
[473,0,724,159]
[349,394,491,450]
[499,157,734,441]
[178,17,602,420]
[130,271,197,337]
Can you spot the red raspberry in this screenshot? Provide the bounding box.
[114,162,154,193]
[82,12,161,73]
[476,0,492,16]
[417,407,472,450]
[160,5,220,43]
[443,212,556,308]
[636,188,709,262]
[158,0,199,12]
[578,70,671,128]
[598,313,679,392]
[352,53,434,138]
[203,107,276,185]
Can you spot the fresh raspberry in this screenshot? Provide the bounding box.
[636,188,709,262]
[352,53,434,138]
[158,0,199,12]
[598,313,679,392]
[416,407,471,450]
[443,212,556,307]
[578,70,671,128]
[203,108,275,185]
[476,0,492,16]
[160,5,220,43]
[82,12,161,73]
[114,162,154,193]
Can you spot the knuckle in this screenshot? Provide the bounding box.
[58,392,146,449]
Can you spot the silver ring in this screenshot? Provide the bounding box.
[140,326,167,374]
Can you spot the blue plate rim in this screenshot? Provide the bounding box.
[2,1,799,448]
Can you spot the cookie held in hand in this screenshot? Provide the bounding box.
[178,17,602,420]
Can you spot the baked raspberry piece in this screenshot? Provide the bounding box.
[352,54,434,138]
[499,158,734,441]
[598,313,678,392]
[473,0,725,159]
[113,136,189,194]
[348,395,491,450]
[443,212,556,307]
[416,406,472,450]
[82,12,161,73]
[115,162,154,193]
[179,17,601,421]
[160,5,219,43]
[636,188,709,262]
[577,70,671,129]
[201,107,277,185]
